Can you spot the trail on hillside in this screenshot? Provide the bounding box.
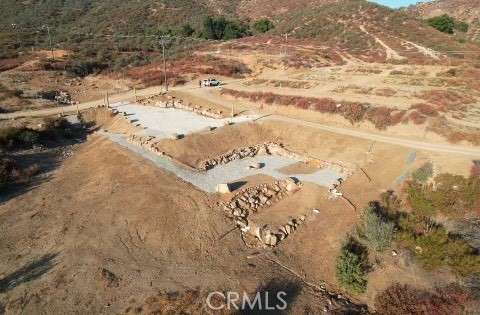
[359,25,405,61]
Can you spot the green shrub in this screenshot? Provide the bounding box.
[398,227,480,276]
[369,191,480,277]
[0,127,20,150]
[16,129,40,146]
[252,19,274,34]
[0,127,40,150]
[4,89,22,98]
[426,15,455,34]
[412,162,433,183]
[335,237,368,294]
[454,20,469,33]
[203,16,248,40]
[223,21,248,40]
[426,15,469,34]
[404,173,480,217]
[179,24,195,37]
[361,205,395,252]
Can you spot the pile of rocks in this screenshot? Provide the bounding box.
[200,144,269,170]
[222,179,304,247]
[200,142,354,177]
[254,216,306,246]
[124,134,172,160]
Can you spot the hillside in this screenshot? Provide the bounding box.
[270,0,479,63]
[405,0,480,43]
[0,0,478,65]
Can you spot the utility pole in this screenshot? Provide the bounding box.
[134,86,137,102]
[159,37,168,92]
[282,33,288,71]
[46,25,55,61]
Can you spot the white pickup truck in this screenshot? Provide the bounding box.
[203,78,221,87]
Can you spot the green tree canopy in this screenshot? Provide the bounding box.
[251,18,274,34]
[426,14,468,34]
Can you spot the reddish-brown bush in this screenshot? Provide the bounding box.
[375,283,478,315]
[365,107,404,130]
[410,103,439,117]
[447,130,467,144]
[470,164,480,177]
[409,110,427,125]
[340,102,367,125]
[0,156,39,189]
[416,90,475,112]
[374,88,397,97]
[314,98,337,113]
[296,99,310,109]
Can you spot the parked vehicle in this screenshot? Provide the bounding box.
[203,78,220,87]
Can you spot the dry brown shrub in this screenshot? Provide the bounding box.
[374,88,397,97]
[408,110,426,125]
[375,283,478,315]
[410,103,439,117]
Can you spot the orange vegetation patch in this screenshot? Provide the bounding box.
[221,89,406,130]
[118,55,251,87]
[415,90,475,112]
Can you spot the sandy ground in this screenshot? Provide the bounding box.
[0,110,475,313]
[0,137,306,314]
[1,48,479,313]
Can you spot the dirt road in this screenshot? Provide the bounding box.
[183,88,480,157]
[3,86,165,119]
[5,84,480,157]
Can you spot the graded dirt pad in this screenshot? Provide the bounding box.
[248,183,327,228]
[0,135,372,314]
[278,162,322,175]
[0,136,288,313]
[82,108,142,134]
[1,109,476,313]
[154,119,365,170]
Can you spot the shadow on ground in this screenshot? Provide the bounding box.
[0,149,62,204]
[238,279,302,315]
[0,253,59,294]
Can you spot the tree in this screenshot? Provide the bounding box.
[252,19,274,34]
[361,205,395,252]
[426,14,455,34]
[335,237,368,294]
[223,21,247,40]
[203,16,247,40]
[179,23,195,37]
[203,16,227,40]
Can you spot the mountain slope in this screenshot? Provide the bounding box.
[0,0,477,65]
[271,0,479,62]
[405,0,480,43]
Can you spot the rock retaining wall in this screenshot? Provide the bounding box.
[124,134,173,160]
[222,179,306,247]
[155,98,225,119]
[200,142,354,177]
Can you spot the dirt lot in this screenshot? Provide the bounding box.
[1,43,479,313]
[0,105,476,313]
